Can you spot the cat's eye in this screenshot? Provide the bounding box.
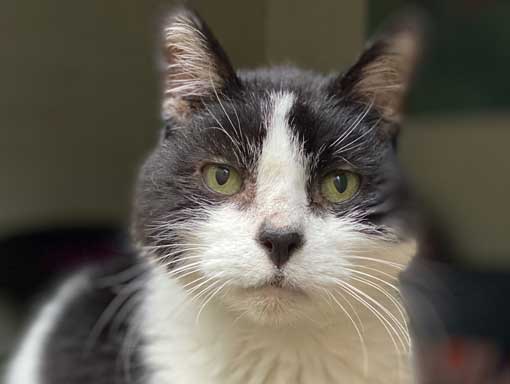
[320,170,360,203]
[202,164,243,195]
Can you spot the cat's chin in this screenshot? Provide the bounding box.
[224,284,313,326]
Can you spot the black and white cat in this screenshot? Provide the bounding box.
[6,8,424,384]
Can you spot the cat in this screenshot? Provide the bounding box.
[6,7,425,384]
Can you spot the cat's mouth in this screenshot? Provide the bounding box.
[268,272,285,288]
[246,273,306,297]
[224,272,313,325]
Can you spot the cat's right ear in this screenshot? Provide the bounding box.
[160,8,241,121]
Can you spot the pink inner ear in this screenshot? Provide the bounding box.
[338,16,424,126]
[163,16,223,99]
[161,9,240,120]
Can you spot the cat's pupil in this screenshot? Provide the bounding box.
[334,174,348,193]
[215,167,230,185]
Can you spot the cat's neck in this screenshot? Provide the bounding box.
[139,265,411,384]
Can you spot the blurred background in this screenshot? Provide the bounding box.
[1,0,509,381]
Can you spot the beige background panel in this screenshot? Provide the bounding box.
[192,0,266,68]
[0,0,366,236]
[402,113,510,264]
[0,0,161,234]
[265,0,366,72]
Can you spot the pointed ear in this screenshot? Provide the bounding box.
[335,11,426,131]
[160,8,241,120]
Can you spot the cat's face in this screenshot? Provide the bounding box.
[134,9,422,325]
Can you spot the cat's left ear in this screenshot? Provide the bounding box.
[160,8,241,120]
[334,10,426,133]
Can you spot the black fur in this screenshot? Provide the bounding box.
[41,257,147,384]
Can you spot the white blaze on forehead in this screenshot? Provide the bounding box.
[256,92,308,227]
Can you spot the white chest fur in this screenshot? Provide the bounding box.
[141,267,411,384]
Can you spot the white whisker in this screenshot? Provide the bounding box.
[321,288,368,375]
[347,274,409,337]
[342,256,405,269]
[195,279,231,324]
[329,100,374,150]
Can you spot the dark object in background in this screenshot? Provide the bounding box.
[401,258,510,383]
[0,227,127,305]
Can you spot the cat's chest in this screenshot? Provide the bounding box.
[142,314,376,384]
[145,330,363,384]
[140,270,408,384]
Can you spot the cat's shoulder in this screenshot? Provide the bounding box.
[5,256,146,384]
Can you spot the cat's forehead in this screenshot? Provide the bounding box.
[188,78,387,174]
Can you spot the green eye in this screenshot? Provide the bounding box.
[320,170,360,203]
[202,164,242,195]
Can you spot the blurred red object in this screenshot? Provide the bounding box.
[415,339,510,384]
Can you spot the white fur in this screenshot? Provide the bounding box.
[142,92,418,383]
[142,256,414,384]
[256,92,307,228]
[5,273,89,384]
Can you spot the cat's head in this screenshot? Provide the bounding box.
[134,8,424,325]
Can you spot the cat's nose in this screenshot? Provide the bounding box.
[258,228,304,268]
